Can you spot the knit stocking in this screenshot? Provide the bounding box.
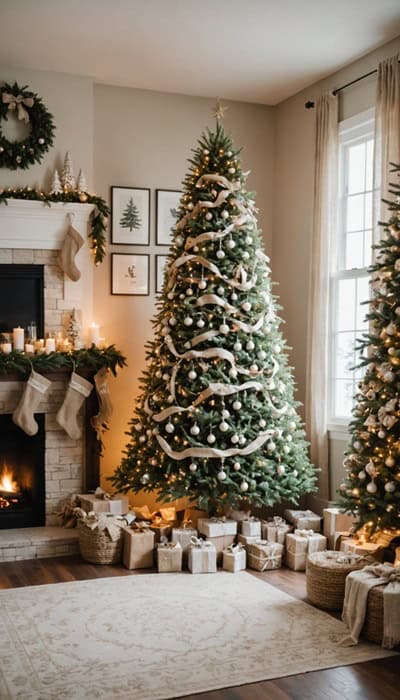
[91,367,113,440]
[59,223,84,282]
[13,370,51,436]
[56,372,93,440]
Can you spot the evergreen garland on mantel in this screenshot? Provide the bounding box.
[0,187,109,265]
[0,345,127,377]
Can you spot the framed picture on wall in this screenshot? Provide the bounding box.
[111,253,150,296]
[155,254,169,294]
[156,189,182,246]
[111,186,150,245]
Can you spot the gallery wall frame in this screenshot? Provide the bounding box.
[111,186,150,245]
[156,189,182,246]
[111,253,150,296]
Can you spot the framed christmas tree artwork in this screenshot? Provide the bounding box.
[156,189,182,246]
[111,253,150,296]
[111,186,150,245]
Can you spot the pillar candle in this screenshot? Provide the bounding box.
[45,338,56,354]
[88,322,100,346]
[24,343,34,354]
[1,343,12,354]
[13,327,24,351]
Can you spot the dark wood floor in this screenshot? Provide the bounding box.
[0,557,398,700]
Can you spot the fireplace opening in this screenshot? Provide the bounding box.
[0,414,45,529]
[0,264,44,338]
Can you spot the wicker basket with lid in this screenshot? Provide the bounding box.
[306,550,369,611]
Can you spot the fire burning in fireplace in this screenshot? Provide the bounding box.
[0,465,21,509]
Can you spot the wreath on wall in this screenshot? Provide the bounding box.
[0,81,55,170]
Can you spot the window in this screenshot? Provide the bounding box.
[329,109,376,424]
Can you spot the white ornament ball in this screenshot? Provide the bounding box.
[226,238,235,249]
[240,481,249,492]
[134,422,143,432]
[198,279,207,290]
[385,481,395,492]
[176,235,184,246]
[385,456,395,467]
[245,236,253,245]
[378,429,386,439]
[250,364,259,374]
[233,341,242,352]
[384,371,395,383]
[141,473,150,484]
[197,319,205,328]
[221,210,229,219]
[186,287,194,296]
[179,294,185,300]
[222,409,230,419]
[283,445,290,454]
[193,246,199,253]
[227,150,233,157]
[207,433,216,444]
[286,434,293,442]
[239,435,246,445]
[267,441,276,452]
[395,307,400,316]
[203,149,209,155]
[184,341,191,349]
[167,395,174,404]
[242,302,252,312]
[219,421,229,432]
[189,462,198,473]
[216,249,225,259]
[233,400,242,411]
[274,344,282,354]
[293,470,298,477]
[219,323,230,334]
[228,167,235,174]
[217,470,227,481]
[246,339,255,351]
[231,292,238,301]
[233,462,241,471]
[166,422,174,434]
[167,292,175,300]
[277,464,286,476]
[365,461,376,476]
[289,421,296,431]
[188,370,197,380]
[366,481,377,494]
[242,251,250,260]
[184,317,193,326]
[358,470,367,480]
[205,212,213,221]
[257,350,267,360]
[229,368,238,378]
[187,203,194,210]
[217,286,225,295]
[259,419,266,428]
[190,424,200,436]
[139,435,146,443]
[169,316,177,326]
[231,434,239,444]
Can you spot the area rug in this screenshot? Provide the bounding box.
[0,571,396,699]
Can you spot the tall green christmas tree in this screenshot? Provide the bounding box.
[340,164,400,538]
[120,197,141,231]
[111,116,317,513]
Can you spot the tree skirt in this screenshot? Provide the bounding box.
[0,572,396,699]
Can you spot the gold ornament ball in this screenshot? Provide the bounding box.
[79,192,88,202]
[390,355,400,366]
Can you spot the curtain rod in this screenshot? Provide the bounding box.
[304,66,382,110]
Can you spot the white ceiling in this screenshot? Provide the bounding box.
[1,0,400,105]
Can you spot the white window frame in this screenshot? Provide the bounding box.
[328,108,375,433]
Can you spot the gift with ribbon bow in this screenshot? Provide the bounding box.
[123,522,155,570]
[197,516,237,538]
[223,542,246,573]
[157,537,182,573]
[188,536,217,574]
[171,521,198,563]
[261,516,291,544]
[149,515,173,543]
[285,529,327,571]
[2,91,34,123]
[78,491,129,515]
[284,509,321,532]
[241,516,261,538]
[247,540,284,571]
[339,538,383,559]
[75,510,126,565]
[323,508,356,548]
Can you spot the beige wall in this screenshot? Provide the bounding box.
[0,65,93,191]
[93,85,275,504]
[273,35,400,504]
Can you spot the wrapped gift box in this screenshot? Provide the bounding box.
[339,538,383,558]
[223,543,247,573]
[261,516,291,544]
[333,531,351,551]
[79,493,129,516]
[238,533,260,547]
[183,507,208,528]
[247,540,284,571]
[205,534,236,564]
[123,527,155,569]
[149,519,172,543]
[157,541,182,573]
[284,509,321,531]
[198,517,237,538]
[323,508,356,547]
[285,529,327,571]
[241,517,261,538]
[188,537,217,574]
[171,526,198,553]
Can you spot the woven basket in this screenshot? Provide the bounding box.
[363,585,384,644]
[77,518,124,565]
[306,551,368,611]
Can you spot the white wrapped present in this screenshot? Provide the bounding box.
[79,493,129,515]
[222,542,247,573]
[157,539,182,573]
[261,516,291,544]
[340,538,382,558]
[285,529,327,571]
[241,516,261,537]
[323,508,356,548]
[247,540,283,571]
[284,509,321,531]
[197,516,237,538]
[188,536,217,574]
[238,533,260,547]
[171,522,198,558]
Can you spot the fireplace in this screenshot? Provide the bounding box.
[0,264,44,338]
[0,414,45,529]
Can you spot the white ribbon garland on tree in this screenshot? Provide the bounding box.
[156,428,276,460]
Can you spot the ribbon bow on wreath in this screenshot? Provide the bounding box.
[2,91,34,123]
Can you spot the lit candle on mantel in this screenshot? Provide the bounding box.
[24,343,34,355]
[45,338,56,354]
[1,343,12,354]
[88,322,100,346]
[13,327,24,351]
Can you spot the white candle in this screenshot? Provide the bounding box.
[13,327,24,351]
[1,343,12,354]
[45,338,56,354]
[88,322,100,346]
[24,343,34,354]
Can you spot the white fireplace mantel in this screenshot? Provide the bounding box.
[0,198,96,331]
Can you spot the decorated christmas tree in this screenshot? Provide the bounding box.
[111,114,317,513]
[340,164,400,538]
[120,197,141,231]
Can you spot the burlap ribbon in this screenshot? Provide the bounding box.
[94,486,111,501]
[76,510,125,542]
[190,536,213,548]
[2,92,34,123]
[132,521,151,533]
[251,542,282,571]
[159,536,180,549]
[226,542,245,554]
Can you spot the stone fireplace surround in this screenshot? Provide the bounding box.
[0,201,96,561]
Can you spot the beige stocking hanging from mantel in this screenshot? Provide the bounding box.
[91,367,113,441]
[12,369,51,436]
[58,214,84,282]
[56,372,93,440]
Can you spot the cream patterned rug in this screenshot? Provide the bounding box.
[0,571,396,699]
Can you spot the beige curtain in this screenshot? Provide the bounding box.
[306,92,338,502]
[374,55,400,233]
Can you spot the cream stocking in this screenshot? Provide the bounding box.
[13,370,51,436]
[59,222,84,282]
[56,372,93,440]
[91,367,113,440]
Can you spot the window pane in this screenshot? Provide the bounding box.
[356,277,370,329]
[363,229,372,266]
[345,231,364,269]
[365,139,374,191]
[346,194,364,231]
[348,142,366,194]
[334,379,354,417]
[337,278,356,331]
[336,331,356,377]
[364,191,373,229]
